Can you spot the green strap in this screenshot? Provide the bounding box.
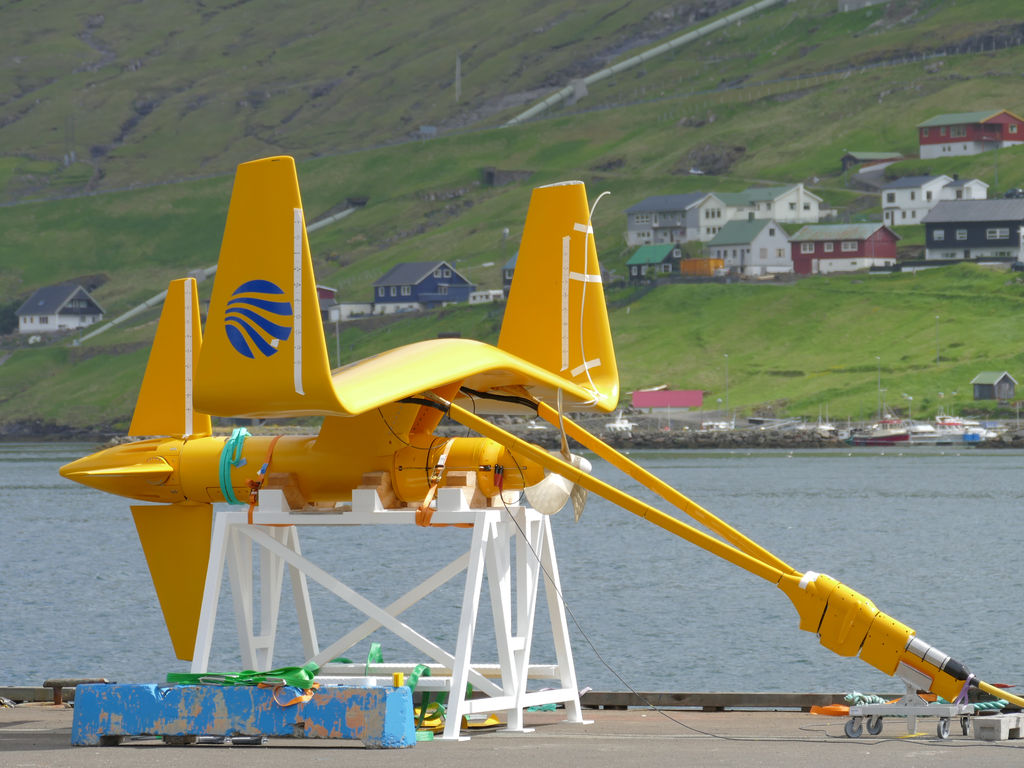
[218,427,250,504]
[366,642,383,674]
[167,661,320,690]
[407,664,433,728]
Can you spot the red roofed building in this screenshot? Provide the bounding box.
[631,389,704,409]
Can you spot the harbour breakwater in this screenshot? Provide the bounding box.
[6,415,1024,451]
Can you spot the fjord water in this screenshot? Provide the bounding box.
[2,442,1023,696]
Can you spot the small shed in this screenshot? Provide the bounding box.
[971,371,1017,401]
[626,244,678,279]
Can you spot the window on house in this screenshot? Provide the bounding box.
[443,268,451,277]
[789,202,796,210]
[940,126,947,136]
[824,242,834,252]
[922,127,930,137]
[803,202,811,211]
[401,285,411,296]
[769,228,775,236]
[841,241,857,252]
[886,192,895,203]
[912,211,916,219]
[910,191,916,200]
[956,229,968,240]
[377,287,385,297]
[389,286,397,296]
[934,229,945,241]
[901,211,906,220]
[434,269,442,277]
[926,191,933,201]
[951,125,966,138]
[800,242,815,254]
[987,228,1010,240]
[40,316,49,324]
[1011,124,1019,134]
[438,285,448,295]
[635,213,651,224]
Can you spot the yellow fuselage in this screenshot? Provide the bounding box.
[59,433,544,507]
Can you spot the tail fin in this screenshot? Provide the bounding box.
[196,156,337,418]
[129,277,211,438]
[132,502,212,661]
[498,181,618,410]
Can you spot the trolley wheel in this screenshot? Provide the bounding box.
[844,717,864,738]
[866,716,883,735]
[937,718,950,739]
[960,716,970,736]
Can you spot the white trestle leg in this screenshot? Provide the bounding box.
[189,487,590,740]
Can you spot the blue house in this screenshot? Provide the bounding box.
[372,261,475,312]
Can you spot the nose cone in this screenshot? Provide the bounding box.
[60,439,179,502]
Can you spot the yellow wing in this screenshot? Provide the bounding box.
[196,157,618,419]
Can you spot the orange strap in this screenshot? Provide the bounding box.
[247,435,283,524]
[258,681,320,707]
[415,439,472,528]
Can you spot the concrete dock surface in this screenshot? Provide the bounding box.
[4,701,1024,767]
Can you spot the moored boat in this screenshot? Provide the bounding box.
[847,416,909,446]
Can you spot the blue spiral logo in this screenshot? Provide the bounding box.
[224,279,293,359]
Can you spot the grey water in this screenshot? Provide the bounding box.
[2,441,1023,697]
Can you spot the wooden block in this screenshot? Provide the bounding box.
[358,471,400,509]
[263,472,307,510]
[445,471,490,508]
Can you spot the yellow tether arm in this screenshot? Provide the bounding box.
[535,401,799,577]
[443,399,787,586]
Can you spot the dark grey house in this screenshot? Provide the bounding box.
[625,193,707,246]
[922,200,1024,260]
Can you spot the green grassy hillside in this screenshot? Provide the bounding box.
[4,0,1024,433]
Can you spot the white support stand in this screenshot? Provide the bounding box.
[190,487,589,740]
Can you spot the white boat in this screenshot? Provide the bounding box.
[605,411,638,434]
[906,420,940,444]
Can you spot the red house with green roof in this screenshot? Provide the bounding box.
[918,110,1024,160]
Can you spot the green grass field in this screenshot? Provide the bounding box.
[4,0,1024,431]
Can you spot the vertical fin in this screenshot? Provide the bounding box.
[132,503,212,661]
[196,156,336,418]
[129,278,211,438]
[498,181,618,409]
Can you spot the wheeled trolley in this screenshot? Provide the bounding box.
[846,680,973,739]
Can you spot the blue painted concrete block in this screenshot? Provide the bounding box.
[71,683,415,748]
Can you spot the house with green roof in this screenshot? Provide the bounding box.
[970,371,1017,401]
[708,219,791,276]
[626,244,678,280]
[918,109,1024,160]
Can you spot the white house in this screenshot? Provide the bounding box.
[697,184,830,241]
[941,176,989,202]
[16,282,104,334]
[707,219,792,276]
[882,174,989,226]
